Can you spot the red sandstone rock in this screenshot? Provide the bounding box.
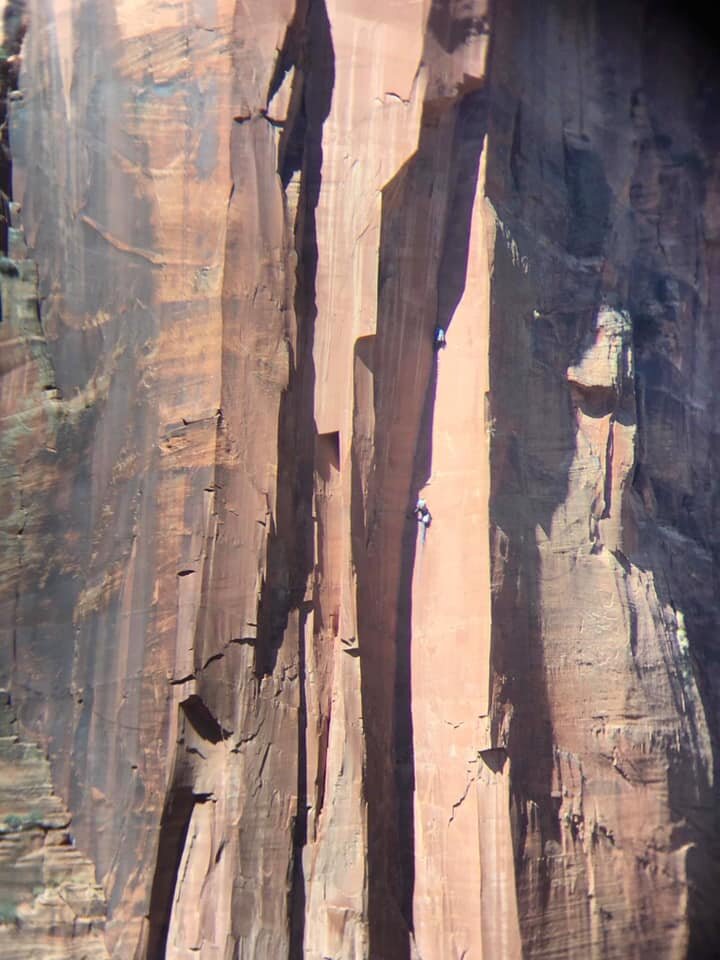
[1,1,719,958]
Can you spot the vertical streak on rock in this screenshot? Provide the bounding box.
[7,3,175,954]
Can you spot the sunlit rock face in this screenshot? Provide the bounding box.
[1,0,720,957]
[0,692,109,959]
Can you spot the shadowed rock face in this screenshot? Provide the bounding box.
[1,0,720,957]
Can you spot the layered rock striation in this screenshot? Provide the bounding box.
[0,692,108,958]
[1,0,719,957]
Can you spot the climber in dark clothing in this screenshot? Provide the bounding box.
[433,325,447,349]
[413,498,432,542]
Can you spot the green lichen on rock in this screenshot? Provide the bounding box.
[0,900,17,925]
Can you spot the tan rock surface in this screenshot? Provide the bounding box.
[0,692,108,958]
[1,1,719,958]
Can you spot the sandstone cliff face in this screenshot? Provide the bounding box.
[1,0,719,958]
[0,692,109,958]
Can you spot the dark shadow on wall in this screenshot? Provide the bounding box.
[632,7,720,953]
[247,2,335,958]
[484,2,720,955]
[145,781,195,958]
[626,11,720,941]
[630,266,720,959]
[483,3,612,947]
[252,0,334,682]
[289,601,312,960]
[437,89,489,333]
[0,0,25,254]
[427,0,490,54]
[486,222,581,935]
[145,694,230,957]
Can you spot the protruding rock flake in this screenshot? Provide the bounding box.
[567,306,633,395]
[1,1,720,959]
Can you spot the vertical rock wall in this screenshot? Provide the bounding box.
[486,5,720,957]
[1,0,719,958]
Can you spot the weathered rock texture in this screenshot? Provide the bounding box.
[0,692,109,958]
[1,0,719,957]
